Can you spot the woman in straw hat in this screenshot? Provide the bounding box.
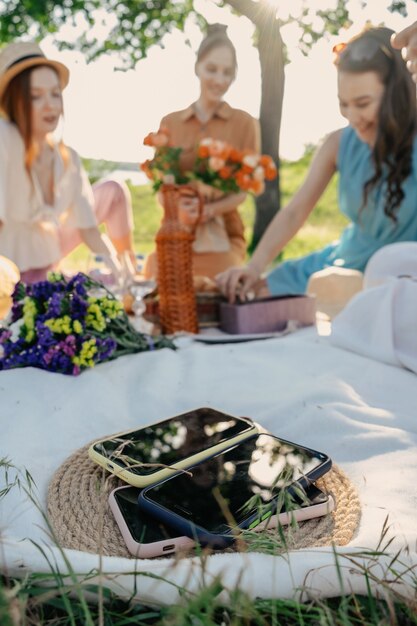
[0,41,136,284]
[217,26,417,303]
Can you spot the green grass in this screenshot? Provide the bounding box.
[62,152,349,273]
[1,459,417,625]
[279,152,348,260]
[2,567,416,625]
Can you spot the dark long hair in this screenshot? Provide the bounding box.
[335,26,417,223]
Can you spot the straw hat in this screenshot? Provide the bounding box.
[0,41,69,109]
[307,266,364,319]
[0,255,20,320]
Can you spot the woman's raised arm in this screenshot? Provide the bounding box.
[216,129,341,303]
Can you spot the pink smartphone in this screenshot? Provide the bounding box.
[255,483,335,531]
[109,483,334,558]
[109,485,195,558]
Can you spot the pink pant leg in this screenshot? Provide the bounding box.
[59,180,134,257]
[20,266,54,284]
[92,179,134,238]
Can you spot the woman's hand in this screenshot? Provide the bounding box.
[200,203,216,224]
[101,252,123,285]
[392,22,417,82]
[79,227,123,283]
[216,263,262,304]
[178,194,201,226]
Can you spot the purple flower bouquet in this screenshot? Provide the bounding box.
[0,272,175,376]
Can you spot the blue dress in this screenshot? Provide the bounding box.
[266,126,417,295]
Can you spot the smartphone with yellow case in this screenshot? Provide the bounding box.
[88,407,257,487]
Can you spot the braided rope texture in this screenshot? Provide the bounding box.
[47,445,361,559]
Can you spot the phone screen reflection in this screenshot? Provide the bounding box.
[93,408,252,476]
[145,434,327,533]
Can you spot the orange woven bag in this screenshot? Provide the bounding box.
[156,184,202,334]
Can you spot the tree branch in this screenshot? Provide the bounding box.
[223,0,268,27]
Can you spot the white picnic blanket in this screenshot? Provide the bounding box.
[1,324,417,604]
[332,277,417,374]
[331,241,417,375]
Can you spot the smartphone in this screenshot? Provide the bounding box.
[88,407,257,487]
[108,485,195,558]
[138,433,332,548]
[109,483,334,558]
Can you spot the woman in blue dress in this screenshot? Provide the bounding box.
[216,26,417,302]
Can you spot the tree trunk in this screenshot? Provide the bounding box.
[219,0,285,250]
[250,16,285,251]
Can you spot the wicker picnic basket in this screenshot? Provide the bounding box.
[155,184,202,334]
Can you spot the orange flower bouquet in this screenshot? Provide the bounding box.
[193,138,278,196]
[140,127,188,191]
[140,130,277,196]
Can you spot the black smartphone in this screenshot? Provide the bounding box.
[110,482,334,558]
[88,407,257,487]
[138,433,332,548]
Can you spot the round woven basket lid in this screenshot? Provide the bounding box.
[0,255,20,320]
[0,255,20,295]
[47,444,361,559]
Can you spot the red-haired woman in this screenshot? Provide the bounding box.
[0,41,136,284]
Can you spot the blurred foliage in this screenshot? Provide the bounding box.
[387,0,409,16]
[1,0,415,69]
[81,158,121,184]
[0,0,196,68]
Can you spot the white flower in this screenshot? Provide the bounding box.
[200,137,213,146]
[9,318,24,343]
[253,166,265,181]
[242,154,259,169]
[208,157,225,172]
[210,140,227,156]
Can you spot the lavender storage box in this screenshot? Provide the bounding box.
[219,294,316,334]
